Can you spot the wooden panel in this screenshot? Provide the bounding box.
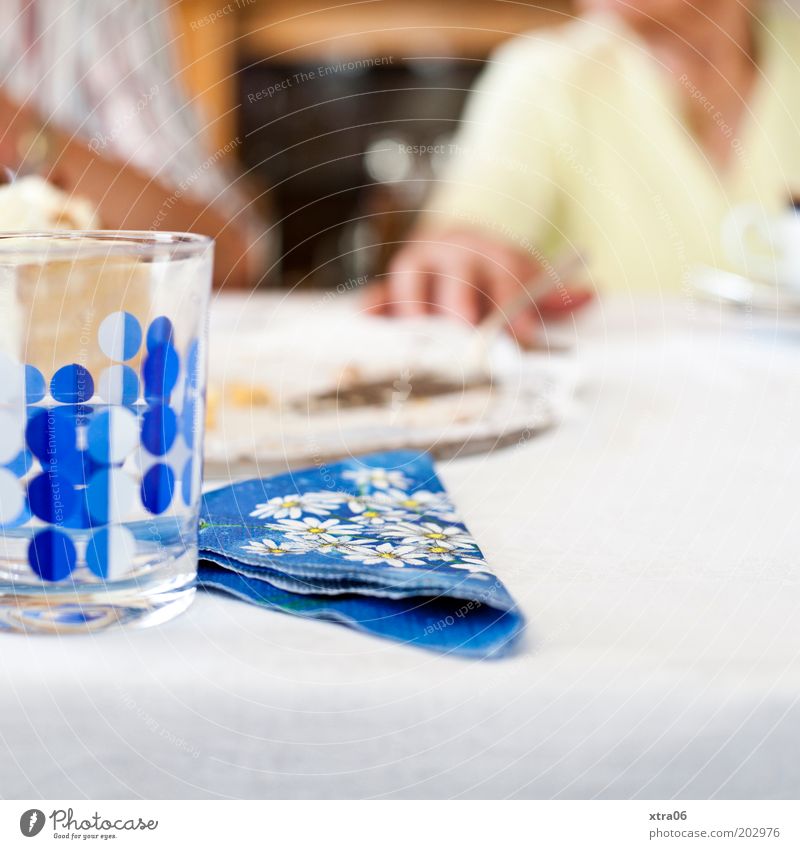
[174,0,571,148]
[240,0,572,61]
[173,0,240,151]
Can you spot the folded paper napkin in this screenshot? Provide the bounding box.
[197,450,524,657]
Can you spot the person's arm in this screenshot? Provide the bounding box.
[1,89,263,289]
[365,34,593,339]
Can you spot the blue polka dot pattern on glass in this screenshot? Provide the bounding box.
[180,398,198,448]
[59,499,94,530]
[27,471,78,524]
[97,364,139,404]
[141,404,177,456]
[54,444,97,486]
[26,407,76,462]
[0,501,31,530]
[146,316,174,352]
[0,467,25,525]
[142,344,179,402]
[185,339,201,390]
[84,468,137,525]
[181,458,194,507]
[24,364,46,403]
[28,529,77,582]
[98,311,142,361]
[87,407,139,465]
[141,463,175,514]
[50,363,94,403]
[3,448,34,478]
[86,525,136,580]
[11,309,206,585]
[59,404,94,427]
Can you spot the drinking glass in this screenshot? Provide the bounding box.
[0,231,212,632]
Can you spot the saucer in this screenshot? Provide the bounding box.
[689,265,800,314]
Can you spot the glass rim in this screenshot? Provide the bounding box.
[0,230,213,260]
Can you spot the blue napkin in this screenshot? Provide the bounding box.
[197,450,524,657]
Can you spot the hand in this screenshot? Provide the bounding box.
[364,229,593,345]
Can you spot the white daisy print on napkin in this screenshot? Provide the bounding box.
[447,555,493,575]
[269,516,363,542]
[345,541,428,568]
[250,491,344,520]
[382,521,477,551]
[380,488,459,521]
[343,467,412,491]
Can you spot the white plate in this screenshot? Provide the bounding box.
[203,294,578,474]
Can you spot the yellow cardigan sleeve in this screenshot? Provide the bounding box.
[423,31,578,255]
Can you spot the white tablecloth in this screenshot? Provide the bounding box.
[2,295,800,799]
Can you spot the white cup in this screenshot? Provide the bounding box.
[723,204,800,290]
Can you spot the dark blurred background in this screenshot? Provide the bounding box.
[177,0,571,288]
